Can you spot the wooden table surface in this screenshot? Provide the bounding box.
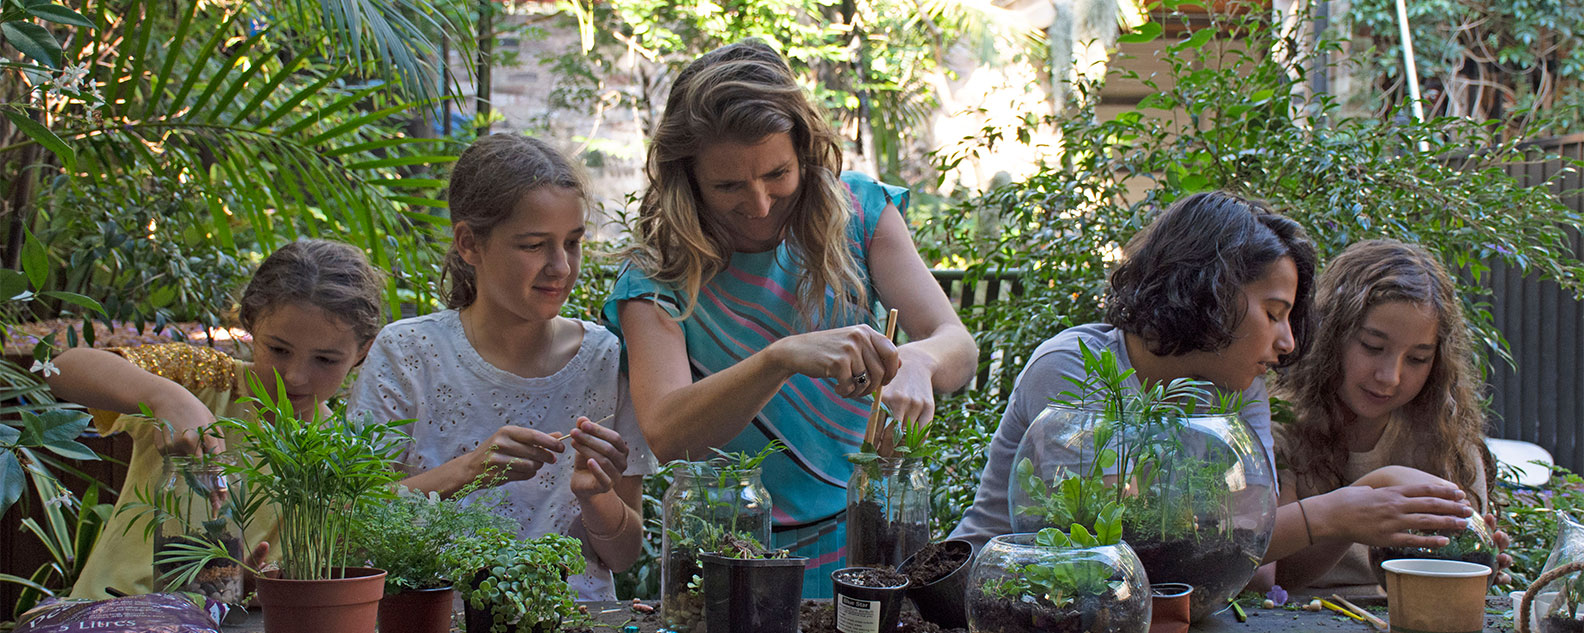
[218,596,1518,632]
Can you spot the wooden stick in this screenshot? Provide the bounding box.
[1329,594,1386,632]
[863,308,900,451]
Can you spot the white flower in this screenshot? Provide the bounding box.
[30,358,60,378]
[44,489,73,508]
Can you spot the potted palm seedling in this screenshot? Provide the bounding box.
[154,374,407,633]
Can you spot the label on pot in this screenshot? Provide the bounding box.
[835,595,880,633]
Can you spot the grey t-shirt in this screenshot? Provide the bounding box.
[948,323,1275,548]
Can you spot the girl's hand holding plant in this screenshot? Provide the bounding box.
[881,346,940,430]
[569,416,630,498]
[467,425,567,483]
[150,392,224,456]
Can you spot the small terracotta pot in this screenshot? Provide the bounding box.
[1149,582,1193,633]
[378,586,455,633]
[255,567,386,633]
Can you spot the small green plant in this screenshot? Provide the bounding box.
[351,482,515,593]
[983,513,1125,609]
[441,528,586,633]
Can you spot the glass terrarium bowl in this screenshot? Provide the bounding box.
[965,533,1150,633]
[1010,404,1276,622]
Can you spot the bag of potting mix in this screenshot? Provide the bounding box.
[12,593,227,633]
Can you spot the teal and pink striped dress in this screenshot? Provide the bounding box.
[602,171,907,597]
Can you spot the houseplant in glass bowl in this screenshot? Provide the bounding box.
[1010,343,1276,622]
[967,496,1150,633]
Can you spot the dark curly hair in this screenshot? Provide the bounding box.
[1105,191,1316,365]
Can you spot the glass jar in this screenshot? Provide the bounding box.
[845,455,931,568]
[966,533,1150,633]
[660,460,773,633]
[1526,513,1584,633]
[153,455,244,604]
[1010,404,1276,622]
[1368,513,1498,588]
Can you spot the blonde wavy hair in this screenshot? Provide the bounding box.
[625,39,866,325]
[1277,239,1488,509]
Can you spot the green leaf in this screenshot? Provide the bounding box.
[1118,21,1161,44]
[25,4,92,27]
[40,291,104,316]
[0,452,24,516]
[28,409,93,447]
[19,230,48,291]
[0,269,29,299]
[1,22,61,67]
[2,109,72,169]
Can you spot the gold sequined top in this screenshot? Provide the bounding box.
[70,343,280,600]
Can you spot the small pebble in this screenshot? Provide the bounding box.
[1262,599,1275,609]
[633,603,655,614]
[578,605,589,615]
[1304,599,1322,612]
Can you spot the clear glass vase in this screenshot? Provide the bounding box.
[660,460,773,633]
[1530,513,1584,633]
[1009,404,1276,622]
[153,455,245,604]
[966,533,1151,633]
[845,455,931,568]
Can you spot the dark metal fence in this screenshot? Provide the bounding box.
[1486,133,1584,472]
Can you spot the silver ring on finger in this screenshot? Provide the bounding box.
[853,372,870,388]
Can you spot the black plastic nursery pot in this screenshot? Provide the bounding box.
[831,566,910,633]
[897,539,972,629]
[700,553,807,633]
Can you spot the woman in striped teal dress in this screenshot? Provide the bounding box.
[602,39,977,596]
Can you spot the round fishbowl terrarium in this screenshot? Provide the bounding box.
[965,532,1150,633]
[1368,515,1498,589]
[1010,404,1277,622]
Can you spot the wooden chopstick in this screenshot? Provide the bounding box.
[556,413,616,443]
[1329,594,1386,632]
[863,308,900,452]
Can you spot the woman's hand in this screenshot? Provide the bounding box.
[463,425,567,484]
[767,324,900,399]
[569,416,631,500]
[880,345,939,432]
[1488,513,1513,584]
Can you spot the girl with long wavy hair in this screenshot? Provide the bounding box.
[603,39,977,594]
[1272,238,1508,595]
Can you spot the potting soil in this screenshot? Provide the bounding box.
[965,588,1145,633]
[848,500,930,568]
[800,601,967,633]
[899,541,970,587]
[1126,526,1261,621]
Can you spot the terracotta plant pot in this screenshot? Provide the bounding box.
[1149,582,1193,633]
[378,586,455,633]
[255,567,387,633]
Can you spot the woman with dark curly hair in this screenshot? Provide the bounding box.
[1270,239,1507,596]
[952,193,1472,567]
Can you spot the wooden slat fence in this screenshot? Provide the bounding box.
[1486,133,1584,472]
